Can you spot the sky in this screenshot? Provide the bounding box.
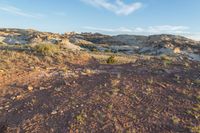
[0,0,200,40]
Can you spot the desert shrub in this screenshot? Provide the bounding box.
[107,56,116,64]
[104,49,111,53]
[190,126,200,133]
[91,48,98,52]
[0,42,6,46]
[171,116,180,124]
[79,43,97,51]
[161,55,172,66]
[161,55,171,61]
[33,44,59,56]
[194,79,200,86]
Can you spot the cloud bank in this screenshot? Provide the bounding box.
[81,0,142,16]
[0,4,43,19]
[83,25,200,40]
[84,25,190,34]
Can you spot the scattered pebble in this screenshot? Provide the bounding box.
[30,66,35,70]
[55,87,62,91]
[16,95,22,100]
[27,86,33,91]
[39,87,46,90]
[119,94,123,97]
[51,110,58,115]
[5,105,9,108]
[11,96,16,100]
[104,83,107,87]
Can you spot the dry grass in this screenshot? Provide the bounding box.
[33,44,60,56]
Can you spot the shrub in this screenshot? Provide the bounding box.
[107,56,116,64]
[161,55,171,61]
[33,44,59,56]
[161,55,172,66]
[171,116,180,124]
[194,79,200,85]
[190,126,200,133]
[104,49,111,53]
[91,48,98,52]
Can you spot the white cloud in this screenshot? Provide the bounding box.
[83,26,133,32]
[84,25,190,34]
[185,33,200,41]
[83,25,200,40]
[81,0,142,16]
[0,4,44,19]
[145,25,190,34]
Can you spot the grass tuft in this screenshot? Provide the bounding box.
[33,44,59,56]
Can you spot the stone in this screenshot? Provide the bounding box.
[16,95,22,100]
[51,110,57,115]
[39,87,46,90]
[27,86,33,91]
[174,47,181,53]
[54,87,61,91]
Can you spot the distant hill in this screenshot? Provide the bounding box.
[0,28,200,61]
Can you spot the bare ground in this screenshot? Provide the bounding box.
[0,49,200,133]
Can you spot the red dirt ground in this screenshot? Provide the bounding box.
[0,51,200,133]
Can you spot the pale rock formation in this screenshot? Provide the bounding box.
[173,47,181,54]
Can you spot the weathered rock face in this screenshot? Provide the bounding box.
[0,29,62,45]
[0,28,82,51]
[3,35,28,45]
[67,33,200,61]
[0,36,6,44]
[141,35,200,61]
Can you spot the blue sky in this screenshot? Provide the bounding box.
[0,0,200,40]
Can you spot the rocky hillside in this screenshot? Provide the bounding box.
[0,28,81,51]
[0,28,200,61]
[69,33,200,61]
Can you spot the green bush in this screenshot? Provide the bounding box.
[34,44,59,56]
[161,55,171,61]
[91,48,98,52]
[161,55,173,66]
[104,49,111,53]
[107,56,116,64]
